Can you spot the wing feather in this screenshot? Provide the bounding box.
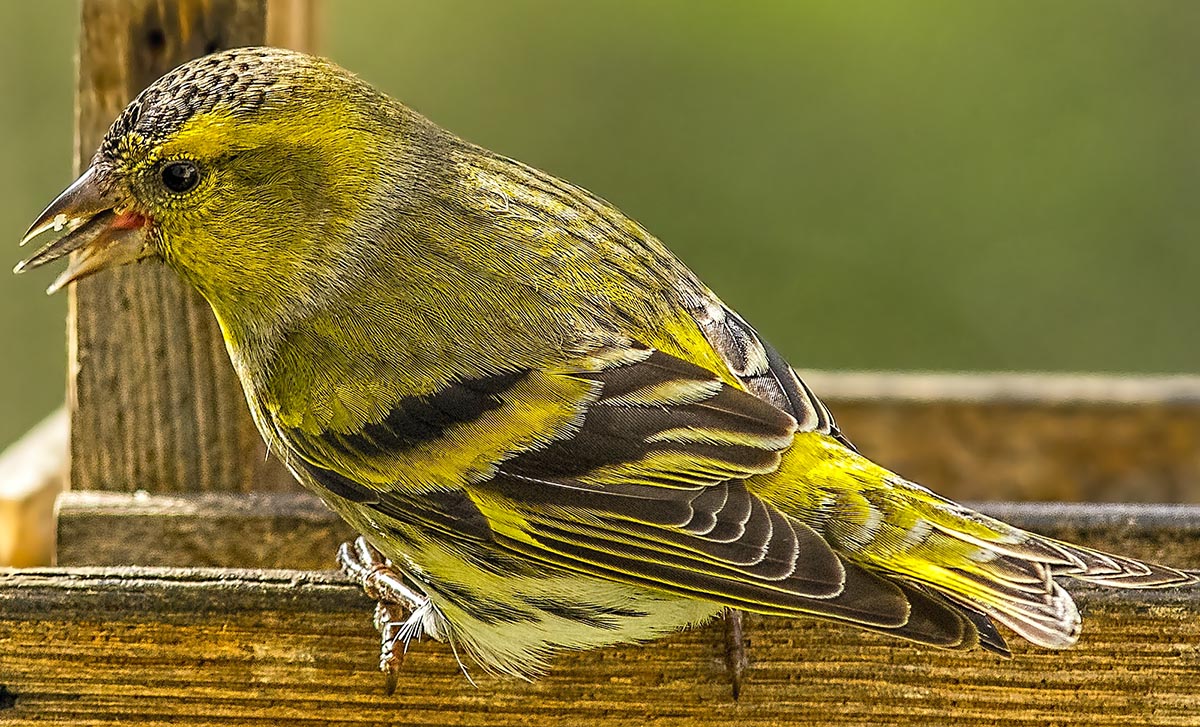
[278,340,995,651]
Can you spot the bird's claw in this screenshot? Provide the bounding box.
[724,608,748,700]
[338,536,428,694]
[374,600,409,694]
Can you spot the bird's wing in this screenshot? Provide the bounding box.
[686,295,857,450]
[276,340,984,649]
[684,299,1195,651]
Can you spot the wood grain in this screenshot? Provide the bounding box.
[0,567,1197,726]
[807,371,1200,503]
[68,0,295,493]
[57,490,353,569]
[27,368,1200,569]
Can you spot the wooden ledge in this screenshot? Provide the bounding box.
[54,492,1200,570]
[11,368,1200,513]
[803,371,1200,405]
[1,566,1198,726]
[12,503,1200,725]
[810,371,1200,503]
[8,367,1200,564]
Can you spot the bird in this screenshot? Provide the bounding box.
[16,47,1196,690]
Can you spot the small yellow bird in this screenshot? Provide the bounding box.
[16,48,1195,688]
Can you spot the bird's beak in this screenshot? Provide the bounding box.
[14,166,154,294]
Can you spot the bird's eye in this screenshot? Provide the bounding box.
[160,160,200,194]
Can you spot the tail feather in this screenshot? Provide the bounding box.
[967,577,1081,649]
[847,479,1197,652]
[953,600,1011,656]
[1044,540,1197,588]
[923,523,1195,649]
[931,518,1079,568]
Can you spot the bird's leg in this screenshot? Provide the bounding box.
[337,536,428,694]
[723,608,748,701]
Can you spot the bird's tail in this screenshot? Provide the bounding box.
[825,476,1197,651]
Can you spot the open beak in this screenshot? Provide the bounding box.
[14,166,154,294]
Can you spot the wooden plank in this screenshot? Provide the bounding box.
[0,411,66,566]
[55,493,1200,570]
[0,566,1197,726]
[48,365,1200,499]
[69,0,295,493]
[57,491,353,569]
[14,369,1200,563]
[807,371,1200,503]
[18,371,1200,500]
[808,371,1200,405]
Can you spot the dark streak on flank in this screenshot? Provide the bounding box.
[425,577,539,626]
[0,685,16,711]
[523,596,649,630]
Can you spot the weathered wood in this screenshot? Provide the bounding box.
[57,491,352,569]
[267,0,321,52]
[54,493,1200,572]
[0,411,66,567]
[24,371,1200,499]
[807,371,1200,503]
[0,566,1197,726]
[16,366,1200,562]
[34,367,1200,498]
[69,0,295,493]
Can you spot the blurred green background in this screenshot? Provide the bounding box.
[2,1,1198,447]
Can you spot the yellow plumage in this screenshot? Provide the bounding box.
[16,47,1195,681]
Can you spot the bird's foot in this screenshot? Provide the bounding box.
[338,536,430,694]
[723,608,748,700]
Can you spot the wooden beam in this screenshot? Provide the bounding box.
[807,371,1200,503]
[57,490,352,569]
[55,493,1200,570]
[45,366,1200,499]
[0,567,1197,726]
[13,370,1200,564]
[69,0,295,493]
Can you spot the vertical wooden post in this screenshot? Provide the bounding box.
[267,0,322,52]
[68,0,304,494]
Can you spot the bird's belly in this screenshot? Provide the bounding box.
[329,498,724,677]
[409,540,725,678]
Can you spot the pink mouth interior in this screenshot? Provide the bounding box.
[112,211,149,230]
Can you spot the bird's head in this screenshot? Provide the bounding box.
[16,47,414,327]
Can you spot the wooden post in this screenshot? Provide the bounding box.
[67,0,308,494]
[267,0,322,53]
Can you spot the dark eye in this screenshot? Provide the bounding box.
[161,160,200,193]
